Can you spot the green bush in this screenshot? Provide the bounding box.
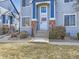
[49,26,66,39]
[11,32,19,38]
[2,25,9,34]
[20,32,28,39]
[77,33,79,40]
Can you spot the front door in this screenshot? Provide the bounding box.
[39,6,48,30]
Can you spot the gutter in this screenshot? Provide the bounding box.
[9,0,19,15]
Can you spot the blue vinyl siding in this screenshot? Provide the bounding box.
[50,0,54,18]
[65,27,79,36]
[32,0,36,19]
[2,15,6,24]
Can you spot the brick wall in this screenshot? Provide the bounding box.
[31,21,37,36]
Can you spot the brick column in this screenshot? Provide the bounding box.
[32,0,37,36]
[31,21,37,36]
[49,20,55,28]
[49,0,55,28]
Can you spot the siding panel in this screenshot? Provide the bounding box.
[55,0,78,36]
[22,6,31,17]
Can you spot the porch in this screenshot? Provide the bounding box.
[31,0,55,36]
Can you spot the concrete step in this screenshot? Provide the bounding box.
[35,30,49,38]
[30,37,49,43]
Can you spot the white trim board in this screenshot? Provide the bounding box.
[49,18,55,20]
[32,19,37,21]
[36,1,50,5]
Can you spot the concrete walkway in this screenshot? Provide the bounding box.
[0,34,8,39]
[31,37,79,45]
[0,35,79,46]
[50,42,79,46]
[0,35,27,43]
[49,37,79,45]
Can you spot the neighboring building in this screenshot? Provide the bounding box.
[0,7,19,31]
[20,0,79,36]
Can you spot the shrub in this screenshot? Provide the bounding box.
[20,32,28,39]
[77,33,79,40]
[9,26,15,33]
[11,32,19,38]
[15,30,19,32]
[2,25,9,34]
[49,26,66,39]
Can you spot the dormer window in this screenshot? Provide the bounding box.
[64,0,74,3]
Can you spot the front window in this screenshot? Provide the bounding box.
[64,15,75,26]
[22,17,30,26]
[64,0,74,3]
[22,0,30,7]
[22,0,26,7]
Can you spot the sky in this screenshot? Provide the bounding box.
[12,0,20,11]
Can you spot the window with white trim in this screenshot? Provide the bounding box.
[22,17,30,26]
[22,0,30,7]
[22,0,26,7]
[64,15,75,26]
[64,0,74,3]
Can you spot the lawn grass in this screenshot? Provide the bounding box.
[0,43,79,59]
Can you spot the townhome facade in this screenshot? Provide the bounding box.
[20,0,79,36]
[0,7,19,31]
